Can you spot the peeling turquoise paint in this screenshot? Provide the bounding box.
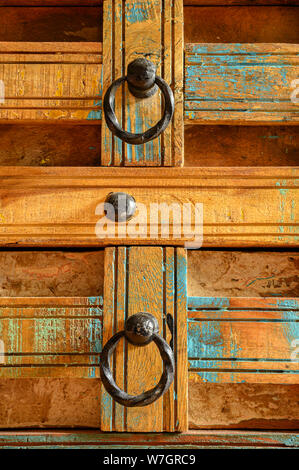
[185,44,299,122]
[188,297,230,309]
[125,1,151,24]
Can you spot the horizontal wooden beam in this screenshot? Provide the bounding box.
[188,296,299,384]
[185,43,299,124]
[0,166,296,247]
[0,297,102,378]
[0,42,102,122]
[0,430,297,448]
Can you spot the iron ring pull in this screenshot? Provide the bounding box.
[103,58,175,145]
[100,313,175,407]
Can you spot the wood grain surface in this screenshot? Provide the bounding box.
[101,0,183,166]
[184,6,299,43]
[0,124,101,166]
[185,125,298,167]
[0,6,102,42]
[101,246,188,432]
[0,429,298,448]
[0,42,102,122]
[187,250,299,298]
[185,44,299,124]
[188,296,299,384]
[0,297,102,378]
[0,167,296,246]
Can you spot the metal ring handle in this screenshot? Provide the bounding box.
[103,59,174,145]
[100,313,174,407]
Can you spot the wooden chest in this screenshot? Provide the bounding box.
[0,0,298,449]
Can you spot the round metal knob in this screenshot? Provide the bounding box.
[100,313,174,407]
[104,192,136,222]
[127,58,158,98]
[103,58,174,145]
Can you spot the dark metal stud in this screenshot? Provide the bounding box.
[127,58,158,99]
[104,192,136,222]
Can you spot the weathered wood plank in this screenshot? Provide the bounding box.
[0,6,102,42]
[184,125,299,167]
[188,251,299,298]
[0,297,102,378]
[184,6,299,43]
[0,1,102,5]
[0,124,102,166]
[101,247,187,432]
[101,0,183,166]
[189,382,299,429]
[0,250,105,297]
[185,1,298,5]
[0,167,297,247]
[0,43,102,122]
[188,296,299,384]
[0,430,298,448]
[185,44,299,124]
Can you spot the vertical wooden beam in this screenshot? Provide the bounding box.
[101,246,188,432]
[101,0,184,166]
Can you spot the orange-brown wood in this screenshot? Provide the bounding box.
[0,297,102,378]
[185,44,299,125]
[0,166,296,247]
[185,126,298,167]
[0,43,102,122]
[0,6,102,42]
[184,5,299,43]
[101,0,183,166]
[101,247,188,432]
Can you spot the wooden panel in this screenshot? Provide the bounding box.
[0,1,102,5]
[185,44,299,124]
[0,125,101,166]
[188,297,299,384]
[0,430,298,448]
[189,383,299,429]
[0,6,102,42]
[185,1,298,5]
[0,378,101,428]
[185,126,299,167]
[188,251,299,298]
[101,0,183,166]
[0,167,297,247]
[0,43,102,122]
[101,247,187,432]
[0,378,297,429]
[0,297,102,378]
[184,6,299,43]
[0,250,104,297]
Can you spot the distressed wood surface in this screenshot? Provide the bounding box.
[0,297,102,378]
[189,383,299,429]
[185,1,298,5]
[0,124,101,166]
[0,1,102,5]
[0,167,296,246]
[0,250,104,297]
[0,43,102,122]
[188,251,299,298]
[0,430,297,448]
[185,125,299,167]
[188,297,299,384]
[0,6,102,42]
[101,0,183,166]
[185,44,299,124]
[184,6,299,43]
[101,247,187,432]
[0,378,297,429]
